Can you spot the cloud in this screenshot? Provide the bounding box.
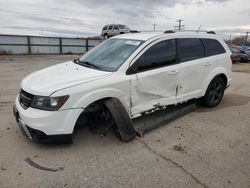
[0,0,248,38]
[6,25,96,36]
[205,0,230,2]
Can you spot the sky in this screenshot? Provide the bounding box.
[0,0,249,39]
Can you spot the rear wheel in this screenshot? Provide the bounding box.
[202,77,225,107]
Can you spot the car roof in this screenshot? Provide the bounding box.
[114,31,222,41]
[114,32,163,41]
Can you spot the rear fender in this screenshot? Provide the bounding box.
[201,67,229,96]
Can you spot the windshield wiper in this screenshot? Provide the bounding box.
[73,58,101,70]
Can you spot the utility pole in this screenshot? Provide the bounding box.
[174,19,185,31]
[245,32,249,44]
[153,20,157,31]
[197,25,202,33]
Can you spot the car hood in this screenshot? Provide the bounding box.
[21,61,113,96]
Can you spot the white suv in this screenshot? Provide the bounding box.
[101,24,130,39]
[13,31,232,143]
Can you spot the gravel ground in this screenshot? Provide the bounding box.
[0,55,249,188]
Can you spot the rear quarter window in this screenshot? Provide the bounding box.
[202,39,226,56]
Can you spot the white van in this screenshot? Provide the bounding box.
[13,31,232,143]
[101,24,130,39]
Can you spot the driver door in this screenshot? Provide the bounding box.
[128,39,180,116]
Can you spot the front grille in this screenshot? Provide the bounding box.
[19,89,34,109]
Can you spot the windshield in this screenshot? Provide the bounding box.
[79,38,143,72]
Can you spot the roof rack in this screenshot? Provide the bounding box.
[163,30,216,34]
[164,30,175,34]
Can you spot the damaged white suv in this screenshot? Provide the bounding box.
[13,31,232,143]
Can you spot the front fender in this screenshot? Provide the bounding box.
[73,88,131,114]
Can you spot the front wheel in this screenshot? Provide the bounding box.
[104,34,108,39]
[202,77,225,107]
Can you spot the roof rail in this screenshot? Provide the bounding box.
[207,31,216,34]
[164,30,175,34]
[163,29,216,34]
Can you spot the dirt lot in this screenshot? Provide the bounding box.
[0,55,249,188]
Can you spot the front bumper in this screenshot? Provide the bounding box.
[13,105,32,139]
[13,95,83,143]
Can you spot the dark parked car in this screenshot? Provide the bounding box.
[229,47,248,63]
[242,50,250,62]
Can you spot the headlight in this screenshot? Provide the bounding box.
[31,95,69,111]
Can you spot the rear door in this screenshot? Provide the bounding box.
[128,39,180,116]
[176,38,206,102]
[176,38,227,102]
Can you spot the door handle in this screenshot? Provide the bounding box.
[205,62,212,66]
[168,70,179,75]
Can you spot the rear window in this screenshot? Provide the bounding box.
[202,39,226,56]
[179,38,205,62]
[119,25,129,29]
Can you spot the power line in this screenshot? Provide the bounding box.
[174,19,185,30]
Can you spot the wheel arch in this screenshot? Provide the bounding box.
[73,96,136,142]
[201,67,229,96]
[74,88,130,112]
[217,73,227,87]
[72,88,130,129]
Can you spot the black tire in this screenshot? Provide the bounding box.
[104,98,136,142]
[104,34,108,39]
[202,77,225,107]
[240,58,248,63]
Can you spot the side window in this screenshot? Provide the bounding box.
[113,25,119,30]
[103,25,108,30]
[134,39,177,72]
[202,39,226,56]
[179,38,205,62]
[108,25,113,30]
[119,25,125,29]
